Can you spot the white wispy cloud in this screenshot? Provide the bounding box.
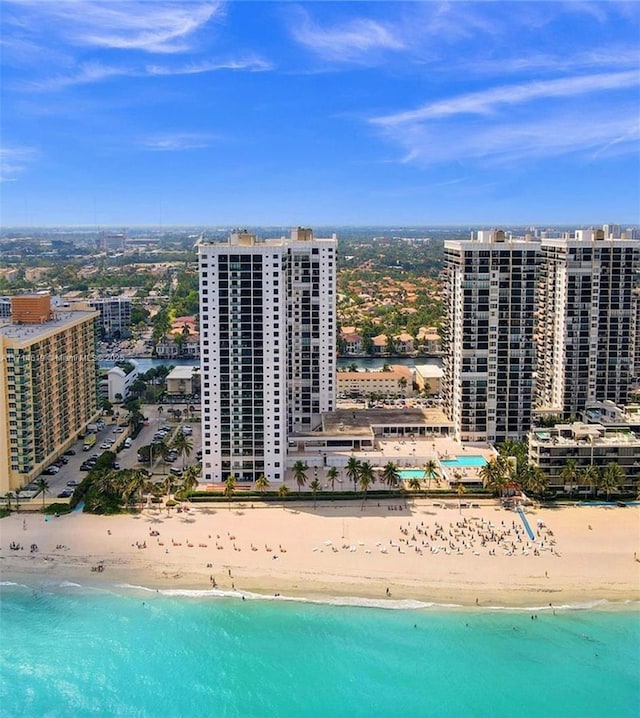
[0,145,39,182]
[138,133,218,151]
[146,56,272,76]
[289,7,405,63]
[375,108,640,168]
[5,0,224,54]
[372,71,640,126]
[369,69,640,167]
[21,55,272,92]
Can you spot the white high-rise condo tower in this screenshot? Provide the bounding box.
[198,228,337,483]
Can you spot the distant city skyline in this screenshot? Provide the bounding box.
[1,1,639,227]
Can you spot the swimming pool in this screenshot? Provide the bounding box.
[398,469,429,480]
[440,456,488,468]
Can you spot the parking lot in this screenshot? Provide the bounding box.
[19,404,201,503]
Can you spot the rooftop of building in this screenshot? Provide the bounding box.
[530,421,640,446]
[198,227,337,248]
[337,365,412,380]
[320,407,451,436]
[415,364,444,378]
[0,309,99,343]
[166,365,199,380]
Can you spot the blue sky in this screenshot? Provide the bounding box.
[1,1,639,227]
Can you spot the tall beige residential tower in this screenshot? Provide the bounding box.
[0,296,100,494]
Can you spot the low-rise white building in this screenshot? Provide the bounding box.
[106,361,139,403]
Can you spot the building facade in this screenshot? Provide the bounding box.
[535,230,638,417]
[337,365,413,399]
[198,228,336,483]
[528,421,640,495]
[88,297,132,340]
[443,231,539,443]
[0,296,100,493]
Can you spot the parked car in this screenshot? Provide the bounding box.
[80,465,91,471]
[44,466,60,475]
[59,456,69,464]
[57,490,73,498]
[124,438,132,448]
[64,449,76,456]
[66,480,80,487]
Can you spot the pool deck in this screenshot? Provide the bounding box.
[363,435,496,487]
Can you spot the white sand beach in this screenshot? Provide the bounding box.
[1,500,639,607]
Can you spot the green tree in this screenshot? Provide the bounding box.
[560,459,579,499]
[423,459,438,491]
[293,461,308,494]
[382,461,400,490]
[122,469,150,506]
[278,483,290,509]
[479,456,511,497]
[179,466,200,499]
[358,460,374,509]
[599,463,624,501]
[255,473,269,497]
[172,430,193,469]
[326,466,339,493]
[346,456,361,493]
[521,464,548,501]
[310,478,321,509]
[35,476,50,509]
[407,477,422,494]
[224,474,236,509]
[582,464,600,499]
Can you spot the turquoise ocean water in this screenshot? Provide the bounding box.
[0,580,638,718]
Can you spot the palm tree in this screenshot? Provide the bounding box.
[180,466,201,498]
[35,476,50,510]
[600,463,625,501]
[292,461,308,494]
[479,457,511,498]
[423,459,438,491]
[582,464,600,499]
[521,464,548,502]
[122,469,149,506]
[255,473,269,497]
[346,456,361,493]
[560,459,579,499]
[326,466,339,493]
[172,430,193,469]
[278,483,290,509]
[456,482,466,514]
[358,461,374,510]
[382,461,400,490]
[407,477,422,494]
[224,474,236,509]
[309,478,321,509]
[154,440,170,475]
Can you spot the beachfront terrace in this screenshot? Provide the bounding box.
[528,421,640,492]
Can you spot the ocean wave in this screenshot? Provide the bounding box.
[114,584,639,613]
[483,598,640,612]
[7,580,639,613]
